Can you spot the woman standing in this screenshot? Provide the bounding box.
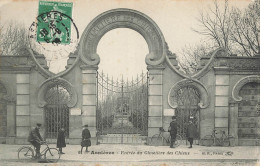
[80,124,91,154]
[186,117,197,148]
[57,128,66,154]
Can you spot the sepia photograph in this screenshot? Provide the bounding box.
[0,0,259,165]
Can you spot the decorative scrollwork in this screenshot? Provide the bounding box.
[168,79,210,109]
[232,75,260,102]
[37,78,77,108]
[79,8,166,66]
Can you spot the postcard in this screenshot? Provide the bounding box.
[0,0,259,165]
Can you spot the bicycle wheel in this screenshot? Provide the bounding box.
[151,134,167,146]
[201,135,214,146]
[175,134,182,147]
[218,138,229,147]
[44,148,60,163]
[18,146,34,161]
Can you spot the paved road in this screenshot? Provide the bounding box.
[0,144,259,165]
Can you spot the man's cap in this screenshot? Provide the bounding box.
[36,123,42,127]
[83,124,88,127]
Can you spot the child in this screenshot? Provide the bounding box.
[80,124,91,154]
[57,128,66,154]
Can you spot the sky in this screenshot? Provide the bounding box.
[0,0,252,79]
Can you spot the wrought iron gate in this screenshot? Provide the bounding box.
[44,84,70,138]
[97,72,148,144]
[175,86,200,140]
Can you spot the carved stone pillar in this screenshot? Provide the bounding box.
[81,65,98,144]
[147,65,164,140]
[229,100,238,146]
[214,71,230,135]
[16,74,31,144]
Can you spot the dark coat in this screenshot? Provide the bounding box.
[57,130,66,148]
[169,120,177,137]
[81,128,91,147]
[186,123,197,138]
[27,127,43,143]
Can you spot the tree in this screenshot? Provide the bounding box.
[177,42,215,74]
[230,1,260,56]
[178,0,259,73]
[0,22,29,55]
[195,0,259,56]
[194,0,233,53]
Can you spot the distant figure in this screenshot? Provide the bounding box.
[57,127,66,154]
[28,123,44,158]
[80,125,91,154]
[168,116,177,148]
[186,117,197,148]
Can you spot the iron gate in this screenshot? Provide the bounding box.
[97,72,148,144]
[44,84,70,138]
[175,86,200,140]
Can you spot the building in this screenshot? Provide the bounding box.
[0,9,259,146]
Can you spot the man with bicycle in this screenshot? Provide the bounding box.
[28,123,44,158]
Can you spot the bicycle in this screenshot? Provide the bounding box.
[151,127,182,147]
[200,129,234,147]
[18,141,60,163]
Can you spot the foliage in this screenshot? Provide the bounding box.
[178,0,260,73]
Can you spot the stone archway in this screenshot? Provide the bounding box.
[168,79,210,109]
[37,78,78,108]
[168,79,210,140]
[232,75,260,102]
[79,8,167,66]
[231,75,260,145]
[79,9,167,141]
[37,78,78,140]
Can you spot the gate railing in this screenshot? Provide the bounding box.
[44,84,70,139]
[97,71,148,139]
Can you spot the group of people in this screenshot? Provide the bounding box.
[28,116,195,158]
[28,123,91,158]
[168,116,197,148]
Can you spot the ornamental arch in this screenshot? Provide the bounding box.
[37,78,78,139]
[79,8,167,66]
[79,8,167,143]
[167,79,210,140]
[231,75,260,144]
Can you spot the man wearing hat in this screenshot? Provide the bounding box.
[80,124,91,154]
[168,116,178,148]
[28,123,44,158]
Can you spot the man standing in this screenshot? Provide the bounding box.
[169,116,177,148]
[80,124,91,154]
[28,123,44,158]
[186,117,197,148]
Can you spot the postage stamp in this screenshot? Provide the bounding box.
[28,0,79,70]
[37,1,73,44]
